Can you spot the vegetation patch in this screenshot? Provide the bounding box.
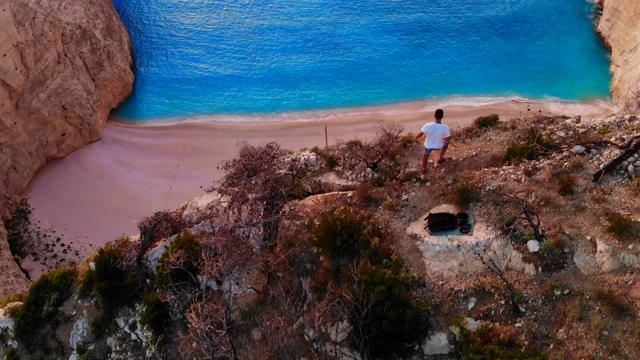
[13,268,76,349]
[345,260,431,359]
[557,173,576,196]
[606,212,639,241]
[457,323,545,359]
[78,243,143,337]
[156,232,202,291]
[504,125,559,164]
[449,177,480,209]
[309,207,384,273]
[473,114,500,129]
[139,293,171,339]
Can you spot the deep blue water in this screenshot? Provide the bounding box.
[111,0,612,121]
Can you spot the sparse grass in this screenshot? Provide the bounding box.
[571,293,590,323]
[449,180,480,209]
[543,281,566,298]
[606,212,639,241]
[597,123,612,136]
[628,177,640,195]
[382,197,403,212]
[557,174,576,196]
[568,157,587,171]
[591,316,607,341]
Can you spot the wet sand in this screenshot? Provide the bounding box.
[25,98,615,250]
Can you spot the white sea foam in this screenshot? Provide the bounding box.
[112,95,616,127]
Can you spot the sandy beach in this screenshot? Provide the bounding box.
[25,98,615,252]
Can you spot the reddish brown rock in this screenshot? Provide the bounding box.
[0,0,133,296]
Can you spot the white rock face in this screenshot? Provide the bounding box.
[69,313,90,350]
[527,240,540,253]
[182,191,228,225]
[422,332,452,355]
[145,234,177,272]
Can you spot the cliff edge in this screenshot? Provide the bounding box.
[597,0,640,112]
[0,0,133,296]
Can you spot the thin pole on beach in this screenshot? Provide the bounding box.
[325,124,328,148]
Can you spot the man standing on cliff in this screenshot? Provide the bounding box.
[416,108,451,174]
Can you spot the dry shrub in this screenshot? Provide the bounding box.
[137,211,187,262]
[568,157,587,171]
[473,114,500,129]
[449,181,480,209]
[627,177,640,195]
[343,122,404,172]
[593,287,631,317]
[503,125,559,164]
[606,212,639,241]
[557,174,576,196]
[590,186,611,204]
[354,182,376,205]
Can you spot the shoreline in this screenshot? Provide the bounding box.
[23,97,616,277]
[112,96,617,125]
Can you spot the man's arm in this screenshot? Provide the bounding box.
[415,131,425,141]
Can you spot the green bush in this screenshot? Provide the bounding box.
[309,208,379,269]
[450,180,480,208]
[13,268,76,347]
[156,232,202,290]
[473,114,500,129]
[139,293,171,339]
[4,347,18,360]
[458,323,545,359]
[347,259,431,359]
[79,246,142,337]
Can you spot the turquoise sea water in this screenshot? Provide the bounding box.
[111,0,612,122]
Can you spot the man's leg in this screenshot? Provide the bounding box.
[437,142,449,163]
[422,149,431,173]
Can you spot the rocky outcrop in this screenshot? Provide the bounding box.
[0,0,134,296]
[597,0,640,112]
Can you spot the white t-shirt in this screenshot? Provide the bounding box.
[421,122,450,149]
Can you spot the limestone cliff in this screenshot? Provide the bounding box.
[0,0,133,296]
[597,0,640,112]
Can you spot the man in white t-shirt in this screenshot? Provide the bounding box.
[416,108,451,174]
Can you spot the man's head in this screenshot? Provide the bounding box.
[434,108,444,120]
